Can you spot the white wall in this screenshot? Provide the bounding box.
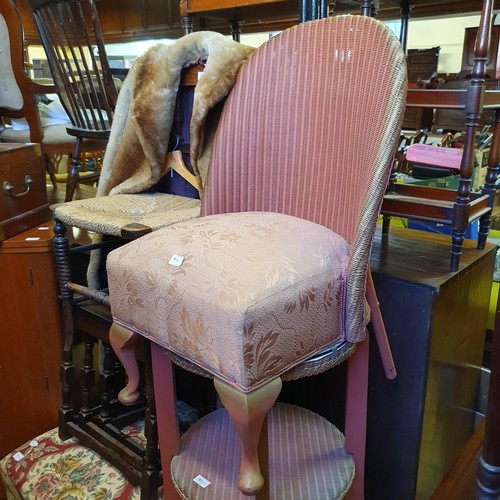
[386,14,482,75]
[240,15,486,75]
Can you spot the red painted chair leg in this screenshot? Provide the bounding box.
[151,343,181,500]
[345,336,369,500]
[366,266,396,380]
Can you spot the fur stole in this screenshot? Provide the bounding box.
[97,31,255,198]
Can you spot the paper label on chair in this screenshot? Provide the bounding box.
[169,254,185,267]
[13,452,24,462]
[193,475,211,488]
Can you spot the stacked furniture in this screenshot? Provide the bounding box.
[381,0,500,272]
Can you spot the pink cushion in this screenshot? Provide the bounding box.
[171,403,354,499]
[107,212,351,393]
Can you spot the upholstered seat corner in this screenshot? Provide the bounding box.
[107,211,353,392]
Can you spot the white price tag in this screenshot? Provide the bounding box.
[29,440,39,447]
[38,227,50,231]
[193,474,211,488]
[169,254,184,267]
[13,452,24,462]
[25,237,40,241]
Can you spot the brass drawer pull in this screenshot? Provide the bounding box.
[3,175,33,198]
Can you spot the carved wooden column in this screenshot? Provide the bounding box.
[450,0,492,271]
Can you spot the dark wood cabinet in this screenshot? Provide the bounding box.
[365,227,495,499]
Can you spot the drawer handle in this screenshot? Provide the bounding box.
[3,175,33,198]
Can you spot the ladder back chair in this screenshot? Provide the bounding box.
[28,0,118,201]
[106,15,407,499]
[381,0,500,272]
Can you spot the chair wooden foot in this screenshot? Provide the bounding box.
[478,212,491,250]
[214,378,282,496]
[109,322,141,405]
[65,138,82,202]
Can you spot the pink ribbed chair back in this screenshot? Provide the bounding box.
[203,16,407,340]
[204,15,406,245]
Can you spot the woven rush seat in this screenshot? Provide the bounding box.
[52,193,201,237]
[0,423,146,499]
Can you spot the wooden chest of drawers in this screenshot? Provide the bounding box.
[0,143,50,241]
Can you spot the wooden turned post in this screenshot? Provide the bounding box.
[214,378,282,496]
[53,218,75,439]
[65,137,82,202]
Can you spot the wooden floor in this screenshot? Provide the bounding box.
[46,179,97,205]
[431,419,484,499]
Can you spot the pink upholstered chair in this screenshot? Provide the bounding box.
[106,15,407,499]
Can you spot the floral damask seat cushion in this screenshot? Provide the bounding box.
[0,424,144,499]
[107,211,352,393]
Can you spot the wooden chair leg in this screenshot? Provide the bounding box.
[98,342,115,422]
[478,212,491,250]
[450,227,465,272]
[44,154,58,187]
[150,343,181,500]
[345,336,369,500]
[366,267,396,379]
[214,377,282,496]
[79,335,96,423]
[141,338,162,499]
[53,218,75,440]
[65,138,82,202]
[109,322,141,405]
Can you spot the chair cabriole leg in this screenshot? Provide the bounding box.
[214,377,282,496]
[109,322,141,405]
